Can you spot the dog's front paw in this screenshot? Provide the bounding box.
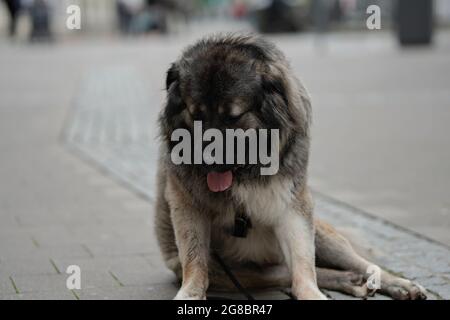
[294,286,328,300]
[296,291,328,300]
[174,289,206,300]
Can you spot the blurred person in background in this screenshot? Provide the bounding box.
[310,0,333,33]
[2,0,22,37]
[117,0,178,35]
[231,0,247,20]
[250,0,310,33]
[128,0,167,34]
[117,0,140,33]
[24,0,53,42]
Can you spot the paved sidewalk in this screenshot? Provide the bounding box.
[1,30,449,300]
[63,66,449,300]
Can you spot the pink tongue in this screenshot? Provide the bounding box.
[207,171,233,192]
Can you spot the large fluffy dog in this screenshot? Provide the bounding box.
[155,34,427,300]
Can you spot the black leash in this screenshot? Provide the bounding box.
[210,208,255,300]
[212,251,255,300]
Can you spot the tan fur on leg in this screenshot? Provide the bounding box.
[315,220,427,300]
[166,174,211,300]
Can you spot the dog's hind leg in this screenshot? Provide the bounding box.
[316,268,369,298]
[314,219,427,300]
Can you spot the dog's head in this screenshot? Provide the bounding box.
[160,34,311,192]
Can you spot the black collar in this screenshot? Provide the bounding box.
[231,211,252,238]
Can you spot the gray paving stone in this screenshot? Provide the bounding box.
[52,256,175,288]
[399,264,436,281]
[64,225,123,245]
[0,276,16,295]
[108,267,176,287]
[250,290,291,300]
[426,284,450,300]
[51,260,122,289]
[0,257,58,277]
[0,214,21,230]
[415,275,450,288]
[0,233,37,261]
[1,290,76,300]
[0,241,93,262]
[323,291,362,300]
[80,240,154,257]
[26,226,81,247]
[9,274,69,293]
[77,284,178,300]
[0,294,20,300]
[206,293,249,300]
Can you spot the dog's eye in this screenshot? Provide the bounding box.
[187,104,206,121]
[223,112,245,124]
[228,114,242,122]
[190,111,204,121]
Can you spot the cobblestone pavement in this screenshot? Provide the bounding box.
[63,67,450,300]
[1,29,449,300]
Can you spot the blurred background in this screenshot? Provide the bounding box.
[2,0,450,39]
[0,0,449,250]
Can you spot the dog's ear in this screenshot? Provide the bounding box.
[164,63,185,122]
[166,63,179,91]
[261,70,311,136]
[261,74,288,106]
[259,74,290,128]
[165,63,182,105]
